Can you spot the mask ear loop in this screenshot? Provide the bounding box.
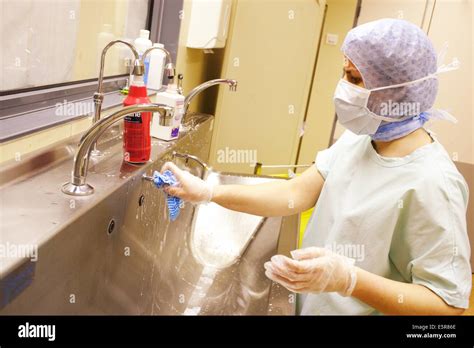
[436,57,460,73]
[365,57,460,123]
[437,41,449,68]
[435,41,461,73]
[365,44,461,124]
[426,44,460,123]
[425,48,461,124]
[424,109,458,123]
[367,56,460,93]
[368,58,460,123]
[364,74,440,123]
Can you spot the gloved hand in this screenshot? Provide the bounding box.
[160,162,214,204]
[264,247,357,297]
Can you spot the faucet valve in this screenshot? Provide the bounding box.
[165,63,176,80]
[132,59,145,76]
[142,46,176,80]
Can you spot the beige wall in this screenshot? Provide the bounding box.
[427,0,473,164]
[358,0,428,26]
[0,117,92,164]
[174,0,231,115]
[297,0,359,169]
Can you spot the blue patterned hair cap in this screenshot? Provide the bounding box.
[342,18,438,118]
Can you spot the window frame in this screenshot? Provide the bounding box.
[0,0,183,143]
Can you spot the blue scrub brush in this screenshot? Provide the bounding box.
[152,170,182,221]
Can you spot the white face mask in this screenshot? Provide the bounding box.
[333,59,459,135]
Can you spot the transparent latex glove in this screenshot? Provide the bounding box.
[160,162,214,204]
[264,247,357,297]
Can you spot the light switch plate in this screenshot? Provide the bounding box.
[326,33,339,46]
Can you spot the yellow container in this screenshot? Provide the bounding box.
[269,172,314,248]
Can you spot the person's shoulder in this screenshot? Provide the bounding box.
[337,129,368,143]
[323,130,369,161]
[424,141,465,180]
[416,141,469,204]
[314,130,369,177]
[332,130,369,150]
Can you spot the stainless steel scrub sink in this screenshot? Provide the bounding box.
[0,114,298,315]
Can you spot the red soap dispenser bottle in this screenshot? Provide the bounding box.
[123,74,152,164]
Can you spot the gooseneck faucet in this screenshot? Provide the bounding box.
[171,151,212,179]
[183,79,238,116]
[142,46,176,80]
[92,40,144,157]
[94,40,142,124]
[62,104,173,196]
[171,151,212,173]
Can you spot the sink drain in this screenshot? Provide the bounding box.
[107,219,115,235]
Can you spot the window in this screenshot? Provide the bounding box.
[0,0,183,142]
[1,0,151,92]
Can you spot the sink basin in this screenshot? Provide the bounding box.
[191,172,273,270]
[0,115,298,315]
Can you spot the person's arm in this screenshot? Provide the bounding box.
[162,162,325,217]
[352,267,465,315]
[265,247,465,315]
[211,166,324,217]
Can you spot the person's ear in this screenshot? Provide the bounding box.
[343,57,365,87]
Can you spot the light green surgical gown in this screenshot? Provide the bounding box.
[297,130,471,315]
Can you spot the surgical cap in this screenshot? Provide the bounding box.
[341,18,438,118]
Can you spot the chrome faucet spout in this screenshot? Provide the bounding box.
[94,40,141,124]
[91,40,143,157]
[171,151,212,179]
[142,46,176,80]
[61,103,173,196]
[183,79,237,116]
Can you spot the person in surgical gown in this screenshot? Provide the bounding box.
[160,18,471,315]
